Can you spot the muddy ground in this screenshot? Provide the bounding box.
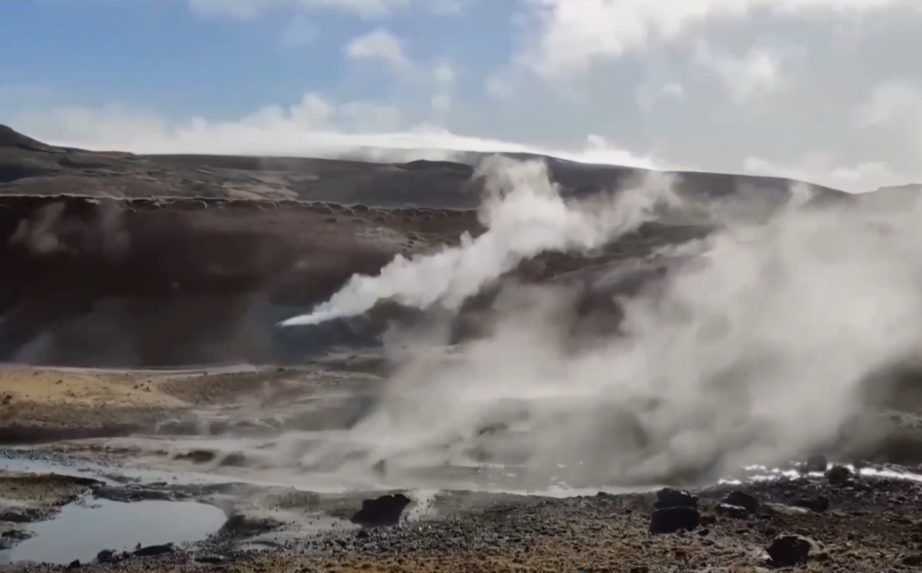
[3,366,922,572]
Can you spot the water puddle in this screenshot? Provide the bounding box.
[0,499,226,566]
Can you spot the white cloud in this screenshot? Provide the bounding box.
[853,80,922,158]
[433,62,456,86]
[636,81,686,112]
[694,43,783,102]
[345,28,411,72]
[524,0,915,76]
[11,96,656,170]
[856,80,922,127]
[743,154,919,193]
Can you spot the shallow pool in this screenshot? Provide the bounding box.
[0,499,226,566]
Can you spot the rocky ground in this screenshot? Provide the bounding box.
[3,367,922,572]
[5,457,922,572]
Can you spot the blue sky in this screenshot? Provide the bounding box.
[4,0,922,192]
[1,0,513,118]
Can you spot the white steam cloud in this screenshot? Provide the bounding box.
[269,160,922,490]
[281,157,679,326]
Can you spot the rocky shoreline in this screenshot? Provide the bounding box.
[4,450,922,572]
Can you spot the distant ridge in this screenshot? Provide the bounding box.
[0,124,56,152]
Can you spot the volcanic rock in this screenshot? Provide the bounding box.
[650,506,700,534]
[174,450,217,464]
[351,494,412,527]
[793,496,830,513]
[96,550,116,564]
[766,535,812,567]
[654,488,698,509]
[826,465,853,486]
[717,504,750,519]
[218,514,283,538]
[722,491,759,513]
[133,543,175,557]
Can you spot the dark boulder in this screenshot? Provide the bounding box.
[96,550,116,564]
[826,465,853,486]
[650,506,700,534]
[218,514,283,538]
[793,496,830,513]
[723,491,759,513]
[654,488,698,509]
[174,450,216,464]
[767,535,811,567]
[351,494,412,527]
[133,543,175,557]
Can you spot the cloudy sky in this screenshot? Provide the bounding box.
[4,0,922,192]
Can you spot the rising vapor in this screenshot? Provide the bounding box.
[267,159,922,491]
[281,157,680,326]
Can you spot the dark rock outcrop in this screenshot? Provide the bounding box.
[722,491,759,514]
[133,543,175,557]
[826,465,853,486]
[654,488,697,509]
[793,496,830,513]
[650,506,700,534]
[351,494,412,527]
[767,535,812,567]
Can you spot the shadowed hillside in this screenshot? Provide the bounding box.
[0,126,847,366]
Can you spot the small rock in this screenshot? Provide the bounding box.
[351,494,412,527]
[717,503,750,519]
[793,496,829,513]
[218,515,283,538]
[96,550,116,564]
[1,529,31,541]
[174,450,216,464]
[723,491,759,513]
[650,506,700,534]
[767,535,811,567]
[826,465,853,486]
[654,488,698,509]
[763,502,810,516]
[804,454,828,473]
[133,543,175,557]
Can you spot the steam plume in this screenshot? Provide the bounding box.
[281,157,679,326]
[270,160,922,489]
